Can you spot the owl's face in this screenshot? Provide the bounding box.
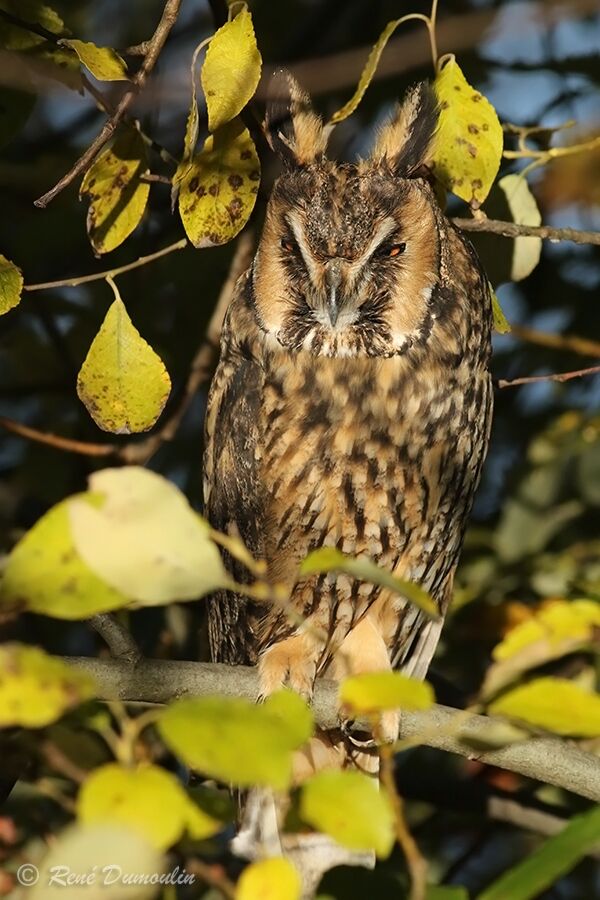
[252,79,443,358]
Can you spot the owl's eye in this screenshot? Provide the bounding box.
[280,237,296,253]
[383,242,406,258]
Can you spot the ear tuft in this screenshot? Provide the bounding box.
[264,70,328,166]
[371,82,439,176]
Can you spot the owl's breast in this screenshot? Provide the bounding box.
[258,350,492,600]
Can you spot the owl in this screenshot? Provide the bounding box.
[203,76,493,747]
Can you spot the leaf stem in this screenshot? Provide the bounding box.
[380,745,428,900]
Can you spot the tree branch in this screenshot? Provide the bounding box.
[452,217,600,247]
[89,614,141,664]
[510,324,600,360]
[64,656,600,803]
[33,0,182,208]
[498,365,600,389]
[0,416,115,456]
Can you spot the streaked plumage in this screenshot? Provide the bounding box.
[204,77,493,740]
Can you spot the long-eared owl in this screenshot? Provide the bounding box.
[204,75,493,741]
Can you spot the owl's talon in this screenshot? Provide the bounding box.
[340,717,378,749]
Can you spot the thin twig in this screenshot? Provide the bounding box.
[453,217,600,246]
[498,365,600,389]
[0,416,115,456]
[34,0,182,208]
[40,740,88,785]
[510,324,600,359]
[24,238,188,291]
[186,859,236,899]
[380,745,427,900]
[119,231,254,465]
[90,614,142,664]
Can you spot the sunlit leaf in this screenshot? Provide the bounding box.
[0,497,131,620]
[300,770,394,858]
[171,38,205,206]
[80,130,150,254]
[0,643,95,728]
[0,86,36,149]
[0,0,64,50]
[68,467,227,604]
[478,805,600,900]
[498,174,542,281]
[179,119,259,247]
[77,294,171,434]
[340,671,434,715]
[201,7,261,133]
[158,692,313,790]
[0,253,23,315]
[31,823,163,900]
[61,39,128,81]
[490,283,511,334]
[432,56,503,206]
[329,18,404,124]
[495,599,600,662]
[77,763,220,850]
[236,858,301,900]
[300,547,438,618]
[489,677,600,737]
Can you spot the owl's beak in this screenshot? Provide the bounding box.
[325,260,342,327]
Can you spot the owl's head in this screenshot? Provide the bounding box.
[252,74,445,358]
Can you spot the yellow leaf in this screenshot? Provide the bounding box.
[494,600,600,662]
[31,823,163,900]
[490,283,511,334]
[158,692,313,790]
[171,38,205,205]
[0,253,22,314]
[340,671,434,715]
[0,643,95,727]
[489,677,600,737]
[67,466,228,604]
[300,770,395,858]
[236,859,301,900]
[77,294,171,434]
[179,119,259,247]
[0,0,63,51]
[329,18,403,124]
[80,130,149,254]
[498,174,542,281]
[77,763,220,850]
[0,497,131,619]
[202,7,261,133]
[432,56,503,206]
[62,39,129,81]
[300,547,439,619]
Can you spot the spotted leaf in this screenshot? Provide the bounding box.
[0,253,22,315]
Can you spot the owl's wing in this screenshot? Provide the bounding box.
[203,277,265,664]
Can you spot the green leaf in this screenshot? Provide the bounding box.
[489,676,600,737]
[67,466,228,604]
[340,671,434,715]
[477,805,600,900]
[80,130,150,254]
[158,692,313,790]
[300,770,395,858]
[427,890,469,900]
[76,294,171,434]
[0,86,36,149]
[77,763,220,850]
[0,497,131,620]
[490,283,511,334]
[61,39,128,81]
[0,1,64,50]
[329,18,404,124]
[31,823,164,900]
[300,547,439,619]
[201,7,261,133]
[236,858,301,900]
[0,643,95,727]
[432,56,503,207]
[179,119,259,248]
[498,174,542,281]
[0,253,23,315]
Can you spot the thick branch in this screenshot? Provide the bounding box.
[65,657,600,803]
[34,0,182,208]
[453,217,600,247]
[89,614,141,664]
